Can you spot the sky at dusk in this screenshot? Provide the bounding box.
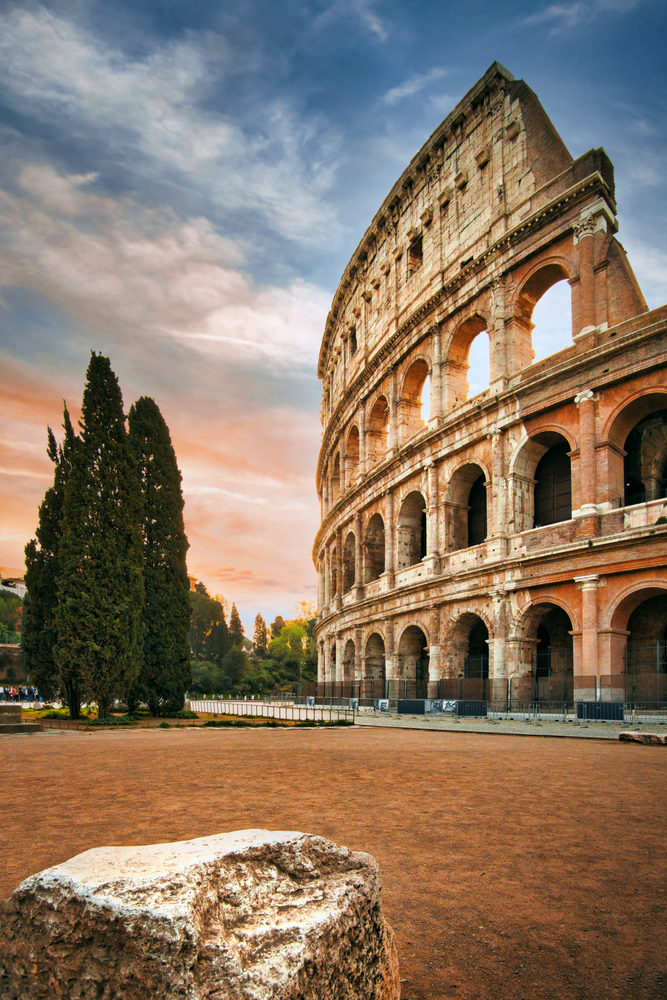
[1,0,666,634]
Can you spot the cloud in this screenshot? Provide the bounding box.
[522,0,644,31]
[314,0,390,41]
[0,164,329,372]
[0,7,343,246]
[383,67,449,106]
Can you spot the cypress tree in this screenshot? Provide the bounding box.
[23,409,79,709]
[54,353,144,720]
[229,604,244,647]
[128,396,191,716]
[253,613,267,656]
[206,610,231,667]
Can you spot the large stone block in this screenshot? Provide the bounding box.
[619,730,667,745]
[0,829,399,1000]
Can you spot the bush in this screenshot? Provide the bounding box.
[166,709,198,719]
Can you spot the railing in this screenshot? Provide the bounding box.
[189,699,355,724]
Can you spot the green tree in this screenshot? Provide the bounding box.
[269,615,285,638]
[206,613,231,666]
[22,408,80,708]
[128,397,191,716]
[229,603,244,647]
[253,613,267,656]
[54,353,145,720]
[189,590,225,660]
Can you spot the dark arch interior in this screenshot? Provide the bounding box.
[465,618,489,679]
[534,441,571,527]
[398,625,429,698]
[534,606,573,677]
[467,473,487,546]
[623,409,667,506]
[364,513,385,582]
[627,594,667,674]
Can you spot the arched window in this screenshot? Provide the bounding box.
[346,426,360,484]
[516,263,571,368]
[368,395,389,465]
[467,474,487,546]
[534,442,571,526]
[446,315,488,406]
[343,532,355,592]
[397,491,426,569]
[623,409,667,505]
[399,360,430,441]
[446,463,487,550]
[364,513,385,582]
[330,546,337,598]
[467,331,490,399]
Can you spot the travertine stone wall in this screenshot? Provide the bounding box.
[313,63,667,693]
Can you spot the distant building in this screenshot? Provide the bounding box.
[0,579,26,600]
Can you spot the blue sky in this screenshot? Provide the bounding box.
[0,0,665,631]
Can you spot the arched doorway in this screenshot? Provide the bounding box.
[626,594,667,676]
[398,625,429,699]
[445,464,487,550]
[515,603,574,704]
[342,639,356,690]
[465,618,489,679]
[368,396,389,465]
[623,409,667,506]
[533,435,571,527]
[343,532,355,593]
[364,632,386,701]
[364,513,385,582]
[397,491,426,569]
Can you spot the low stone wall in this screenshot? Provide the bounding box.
[190,698,355,723]
[0,830,399,999]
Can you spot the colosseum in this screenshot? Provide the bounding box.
[312,62,667,712]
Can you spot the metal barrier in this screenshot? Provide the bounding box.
[189,699,355,724]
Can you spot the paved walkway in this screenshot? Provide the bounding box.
[354,713,667,740]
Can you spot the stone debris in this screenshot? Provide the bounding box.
[0,829,399,999]
[619,730,667,745]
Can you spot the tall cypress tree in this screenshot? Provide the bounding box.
[23,408,79,709]
[253,613,267,656]
[128,396,191,716]
[54,353,144,719]
[229,603,244,647]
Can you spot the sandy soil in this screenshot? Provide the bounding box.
[1,726,665,1000]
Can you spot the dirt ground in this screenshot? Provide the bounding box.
[1,727,666,1000]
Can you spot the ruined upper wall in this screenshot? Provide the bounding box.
[317,62,628,394]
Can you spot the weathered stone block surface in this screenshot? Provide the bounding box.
[0,829,399,999]
[619,730,667,745]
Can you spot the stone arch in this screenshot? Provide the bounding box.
[397,624,429,698]
[343,531,355,593]
[441,611,492,680]
[444,314,490,405]
[599,390,667,504]
[367,394,390,466]
[399,357,430,442]
[444,461,490,551]
[346,425,360,484]
[513,600,575,680]
[397,490,427,569]
[342,638,356,684]
[608,583,667,680]
[514,260,571,342]
[509,430,574,531]
[364,632,386,696]
[364,512,385,582]
[330,543,338,600]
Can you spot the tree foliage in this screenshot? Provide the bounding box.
[253,613,267,656]
[229,603,244,647]
[54,353,145,720]
[128,397,191,716]
[23,408,79,706]
[269,615,285,638]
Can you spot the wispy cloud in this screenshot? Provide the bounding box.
[382,67,449,106]
[314,0,390,41]
[522,0,644,32]
[0,7,343,246]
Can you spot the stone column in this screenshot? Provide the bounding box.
[574,389,599,538]
[384,620,396,690]
[353,511,364,601]
[323,544,331,614]
[387,367,399,453]
[489,428,505,537]
[333,529,343,611]
[317,556,325,617]
[489,277,508,389]
[382,490,395,589]
[429,327,443,425]
[335,634,344,684]
[317,641,325,683]
[358,405,367,476]
[428,607,441,697]
[424,461,440,576]
[354,627,363,684]
[576,574,600,680]
[574,217,597,337]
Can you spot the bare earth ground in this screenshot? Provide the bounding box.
[1,727,665,1000]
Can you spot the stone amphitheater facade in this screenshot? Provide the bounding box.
[313,62,667,702]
